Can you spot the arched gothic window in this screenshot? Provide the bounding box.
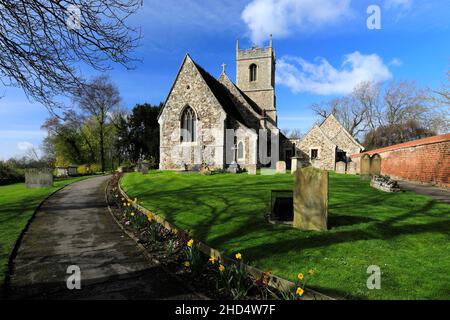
[249,64,257,82]
[237,141,244,160]
[181,106,196,142]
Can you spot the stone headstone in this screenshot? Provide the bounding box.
[67,166,78,176]
[335,161,346,174]
[247,165,257,175]
[370,154,381,176]
[25,168,53,188]
[276,161,286,174]
[55,166,69,178]
[227,162,240,174]
[347,162,357,175]
[293,167,328,231]
[291,157,302,175]
[360,154,371,179]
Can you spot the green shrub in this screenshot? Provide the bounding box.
[0,162,24,185]
[77,164,92,175]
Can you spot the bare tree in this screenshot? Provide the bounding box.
[0,0,141,109]
[74,75,121,172]
[428,71,450,133]
[311,82,380,137]
[289,128,303,139]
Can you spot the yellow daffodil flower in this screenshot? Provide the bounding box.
[209,256,215,264]
[187,239,194,247]
[219,264,225,272]
[235,253,242,260]
[297,273,304,281]
[308,268,316,276]
[296,287,304,296]
[183,261,190,268]
[131,212,135,217]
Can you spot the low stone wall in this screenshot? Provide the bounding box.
[352,134,450,188]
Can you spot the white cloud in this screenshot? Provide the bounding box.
[241,0,352,44]
[17,141,34,151]
[385,0,413,10]
[277,51,392,95]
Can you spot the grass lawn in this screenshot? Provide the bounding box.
[121,171,450,300]
[0,175,97,290]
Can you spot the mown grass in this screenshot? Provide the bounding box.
[0,176,96,290]
[121,171,450,300]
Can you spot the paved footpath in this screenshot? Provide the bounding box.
[398,180,450,204]
[8,175,202,300]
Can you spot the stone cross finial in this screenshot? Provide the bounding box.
[221,63,226,74]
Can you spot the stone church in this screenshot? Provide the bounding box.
[158,38,282,171]
[158,38,363,171]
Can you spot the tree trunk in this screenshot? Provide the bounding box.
[100,122,105,173]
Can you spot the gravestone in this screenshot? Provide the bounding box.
[276,161,286,174]
[293,167,328,231]
[247,165,257,175]
[360,154,371,179]
[55,166,69,178]
[335,161,346,174]
[370,154,381,176]
[25,168,53,188]
[67,166,78,176]
[291,157,302,175]
[347,161,357,175]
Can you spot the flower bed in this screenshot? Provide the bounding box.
[107,173,315,300]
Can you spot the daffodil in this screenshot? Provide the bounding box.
[183,261,190,268]
[219,264,225,272]
[130,212,135,217]
[308,268,316,276]
[235,253,242,260]
[209,256,215,264]
[187,239,194,247]
[297,273,304,281]
[296,287,304,296]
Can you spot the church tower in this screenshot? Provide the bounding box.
[236,36,277,124]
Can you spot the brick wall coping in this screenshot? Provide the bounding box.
[351,133,450,158]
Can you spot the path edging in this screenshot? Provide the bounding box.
[118,176,335,301]
[104,178,210,300]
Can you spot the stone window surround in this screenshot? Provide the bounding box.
[249,63,257,82]
[310,147,321,160]
[179,104,198,143]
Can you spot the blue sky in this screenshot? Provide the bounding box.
[0,0,449,159]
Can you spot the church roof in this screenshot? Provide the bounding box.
[192,61,252,127]
[319,114,365,150]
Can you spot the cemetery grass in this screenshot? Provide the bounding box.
[0,176,97,291]
[121,171,450,300]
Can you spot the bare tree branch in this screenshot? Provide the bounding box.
[0,0,141,109]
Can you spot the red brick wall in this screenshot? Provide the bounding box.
[351,134,450,188]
